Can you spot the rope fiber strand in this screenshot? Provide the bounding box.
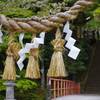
[0,0,94,33]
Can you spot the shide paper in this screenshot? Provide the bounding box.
[0,25,3,43]
[68,46,80,60]
[63,22,80,60]
[65,37,76,49]
[17,32,45,71]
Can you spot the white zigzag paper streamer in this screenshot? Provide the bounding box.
[63,22,80,60]
[17,43,35,70]
[39,32,45,38]
[68,46,80,60]
[63,21,72,41]
[34,32,45,45]
[65,37,76,49]
[19,33,24,48]
[17,33,25,70]
[17,32,45,71]
[0,25,3,43]
[17,53,26,71]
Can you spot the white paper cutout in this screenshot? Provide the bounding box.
[63,21,81,60]
[25,43,34,51]
[63,21,72,34]
[63,21,72,41]
[39,32,45,38]
[68,46,80,60]
[19,33,24,48]
[63,21,70,33]
[17,43,33,71]
[17,33,25,71]
[17,54,26,71]
[34,38,44,44]
[65,37,76,49]
[65,30,72,41]
[0,30,3,43]
[0,25,3,43]
[33,32,45,45]
[17,32,45,71]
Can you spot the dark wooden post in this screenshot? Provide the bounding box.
[41,63,45,89]
[41,45,45,89]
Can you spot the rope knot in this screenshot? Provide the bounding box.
[6,42,20,60]
[30,48,39,60]
[51,39,65,52]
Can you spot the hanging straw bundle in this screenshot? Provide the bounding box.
[47,28,68,77]
[25,34,40,79]
[2,34,20,80]
[25,48,40,79]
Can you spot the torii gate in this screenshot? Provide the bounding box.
[0,0,94,100]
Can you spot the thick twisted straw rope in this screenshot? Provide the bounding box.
[0,0,94,33]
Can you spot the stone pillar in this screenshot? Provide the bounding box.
[3,81,16,100]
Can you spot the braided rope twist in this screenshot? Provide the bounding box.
[0,0,94,33]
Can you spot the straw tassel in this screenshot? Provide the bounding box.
[47,28,68,77]
[25,48,40,79]
[2,40,20,80]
